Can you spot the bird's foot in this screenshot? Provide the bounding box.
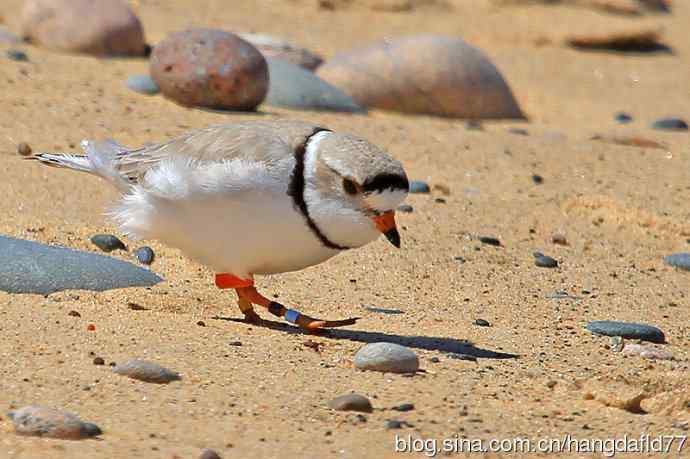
[242,309,263,324]
[293,313,360,330]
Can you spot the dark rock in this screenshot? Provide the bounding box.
[90,234,127,252]
[237,33,323,71]
[21,0,146,56]
[317,35,524,119]
[264,58,365,112]
[9,406,102,439]
[126,75,160,95]
[651,118,688,131]
[397,204,414,213]
[385,419,403,429]
[150,28,268,110]
[0,235,162,295]
[392,403,414,412]
[134,246,155,265]
[531,174,544,184]
[664,253,690,271]
[7,49,29,62]
[586,320,665,343]
[199,448,222,459]
[479,236,501,246]
[409,181,430,194]
[328,393,373,413]
[434,197,446,204]
[474,318,491,327]
[534,252,558,268]
[354,342,419,373]
[112,359,181,383]
[93,357,105,365]
[228,341,242,346]
[68,310,81,317]
[430,357,440,363]
[615,112,633,124]
[17,142,32,156]
[196,320,206,327]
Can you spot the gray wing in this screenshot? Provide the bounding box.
[113,120,325,184]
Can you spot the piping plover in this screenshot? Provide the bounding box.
[28,120,409,329]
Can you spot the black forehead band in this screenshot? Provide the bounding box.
[361,173,409,194]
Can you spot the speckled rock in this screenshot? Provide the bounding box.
[150,29,268,110]
[586,320,665,343]
[328,393,373,413]
[264,58,365,112]
[21,0,146,56]
[664,253,690,270]
[9,406,102,439]
[317,35,524,119]
[126,75,160,95]
[113,359,181,384]
[354,342,419,373]
[134,246,155,265]
[237,33,323,70]
[90,234,127,252]
[0,235,162,295]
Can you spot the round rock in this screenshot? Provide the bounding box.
[328,393,373,413]
[150,29,268,110]
[21,0,146,56]
[134,246,155,265]
[9,405,102,439]
[317,35,524,119]
[664,253,690,271]
[354,342,419,373]
[586,320,665,343]
[237,33,323,70]
[113,359,181,384]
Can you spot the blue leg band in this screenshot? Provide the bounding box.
[284,309,301,324]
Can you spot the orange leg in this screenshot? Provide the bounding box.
[215,273,359,329]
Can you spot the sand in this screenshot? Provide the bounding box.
[1,0,690,457]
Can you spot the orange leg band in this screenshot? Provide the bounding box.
[215,273,254,289]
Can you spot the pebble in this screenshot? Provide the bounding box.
[615,112,633,124]
[93,357,105,365]
[354,342,419,374]
[408,181,430,194]
[327,393,373,413]
[21,0,146,56]
[533,252,558,268]
[651,118,688,131]
[9,406,102,439]
[68,310,81,317]
[90,234,127,252]
[317,35,524,119]
[474,318,491,327]
[199,448,222,459]
[264,58,365,112]
[0,235,162,295]
[237,33,323,70]
[429,357,440,363]
[392,403,414,412]
[134,246,155,265]
[7,49,29,62]
[664,253,690,271]
[150,28,268,110]
[112,359,181,384]
[397,204,414,213]
[126,75,160,95]
[531,174,544,184]
[385,419,403,429]
[586,320,665,343]
[17,142,32,156]
[479,236,501,246]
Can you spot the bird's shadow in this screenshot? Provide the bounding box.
[211,316,518,360]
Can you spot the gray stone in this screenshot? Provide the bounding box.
[328,393,373,413]
[126,75,160,95]
[113,359,181,383]
[651,118,688,131]
[90,234,127,252]
[264,58,365,113]
[534,252,558,268]
[586,320,665,343]
[134,246,155,265]
[664,253,690,271]
[9,405,102,439]
[0,235,162,295]
[354,342,419,373]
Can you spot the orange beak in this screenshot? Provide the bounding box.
[372,211,401,248]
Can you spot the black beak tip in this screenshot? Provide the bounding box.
[384,228,401,248]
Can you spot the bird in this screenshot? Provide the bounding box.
[27,120,409,330]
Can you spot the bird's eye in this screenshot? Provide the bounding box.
[342,178,359,195]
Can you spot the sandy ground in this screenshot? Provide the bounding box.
[1,0,690,458]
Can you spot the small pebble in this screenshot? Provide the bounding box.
[586,320,665,343]
[474,318,491,327]
[86,324,96,331]
[385,419,403,429]
[447,353,477,362]
[126,75,160,95]
[228,341,242,346]
[429,357,440,363]
[534,252,558,268]
[392,403,414,412]
[328,393,373,413]
[68,310,81,317]
[17,142,32,156]
[615,112,633,124]
[610,336,625,352]
[199,448,222,459]
[651,117,688,131]
[6,49,28,62]
[531,174,544,184]
[664,253,690,271]
[112,359,181,384]
[93,357,105,365]
[353,342,419,373]
[479,236,501,246]
[408,181,430,194]
[196,320,206,327]
[134,246,155,265]
[90,234,127,252]
[8,406,102,439]
[434,197,446,204]
[397,204,414,213]
[508,127,529,136]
